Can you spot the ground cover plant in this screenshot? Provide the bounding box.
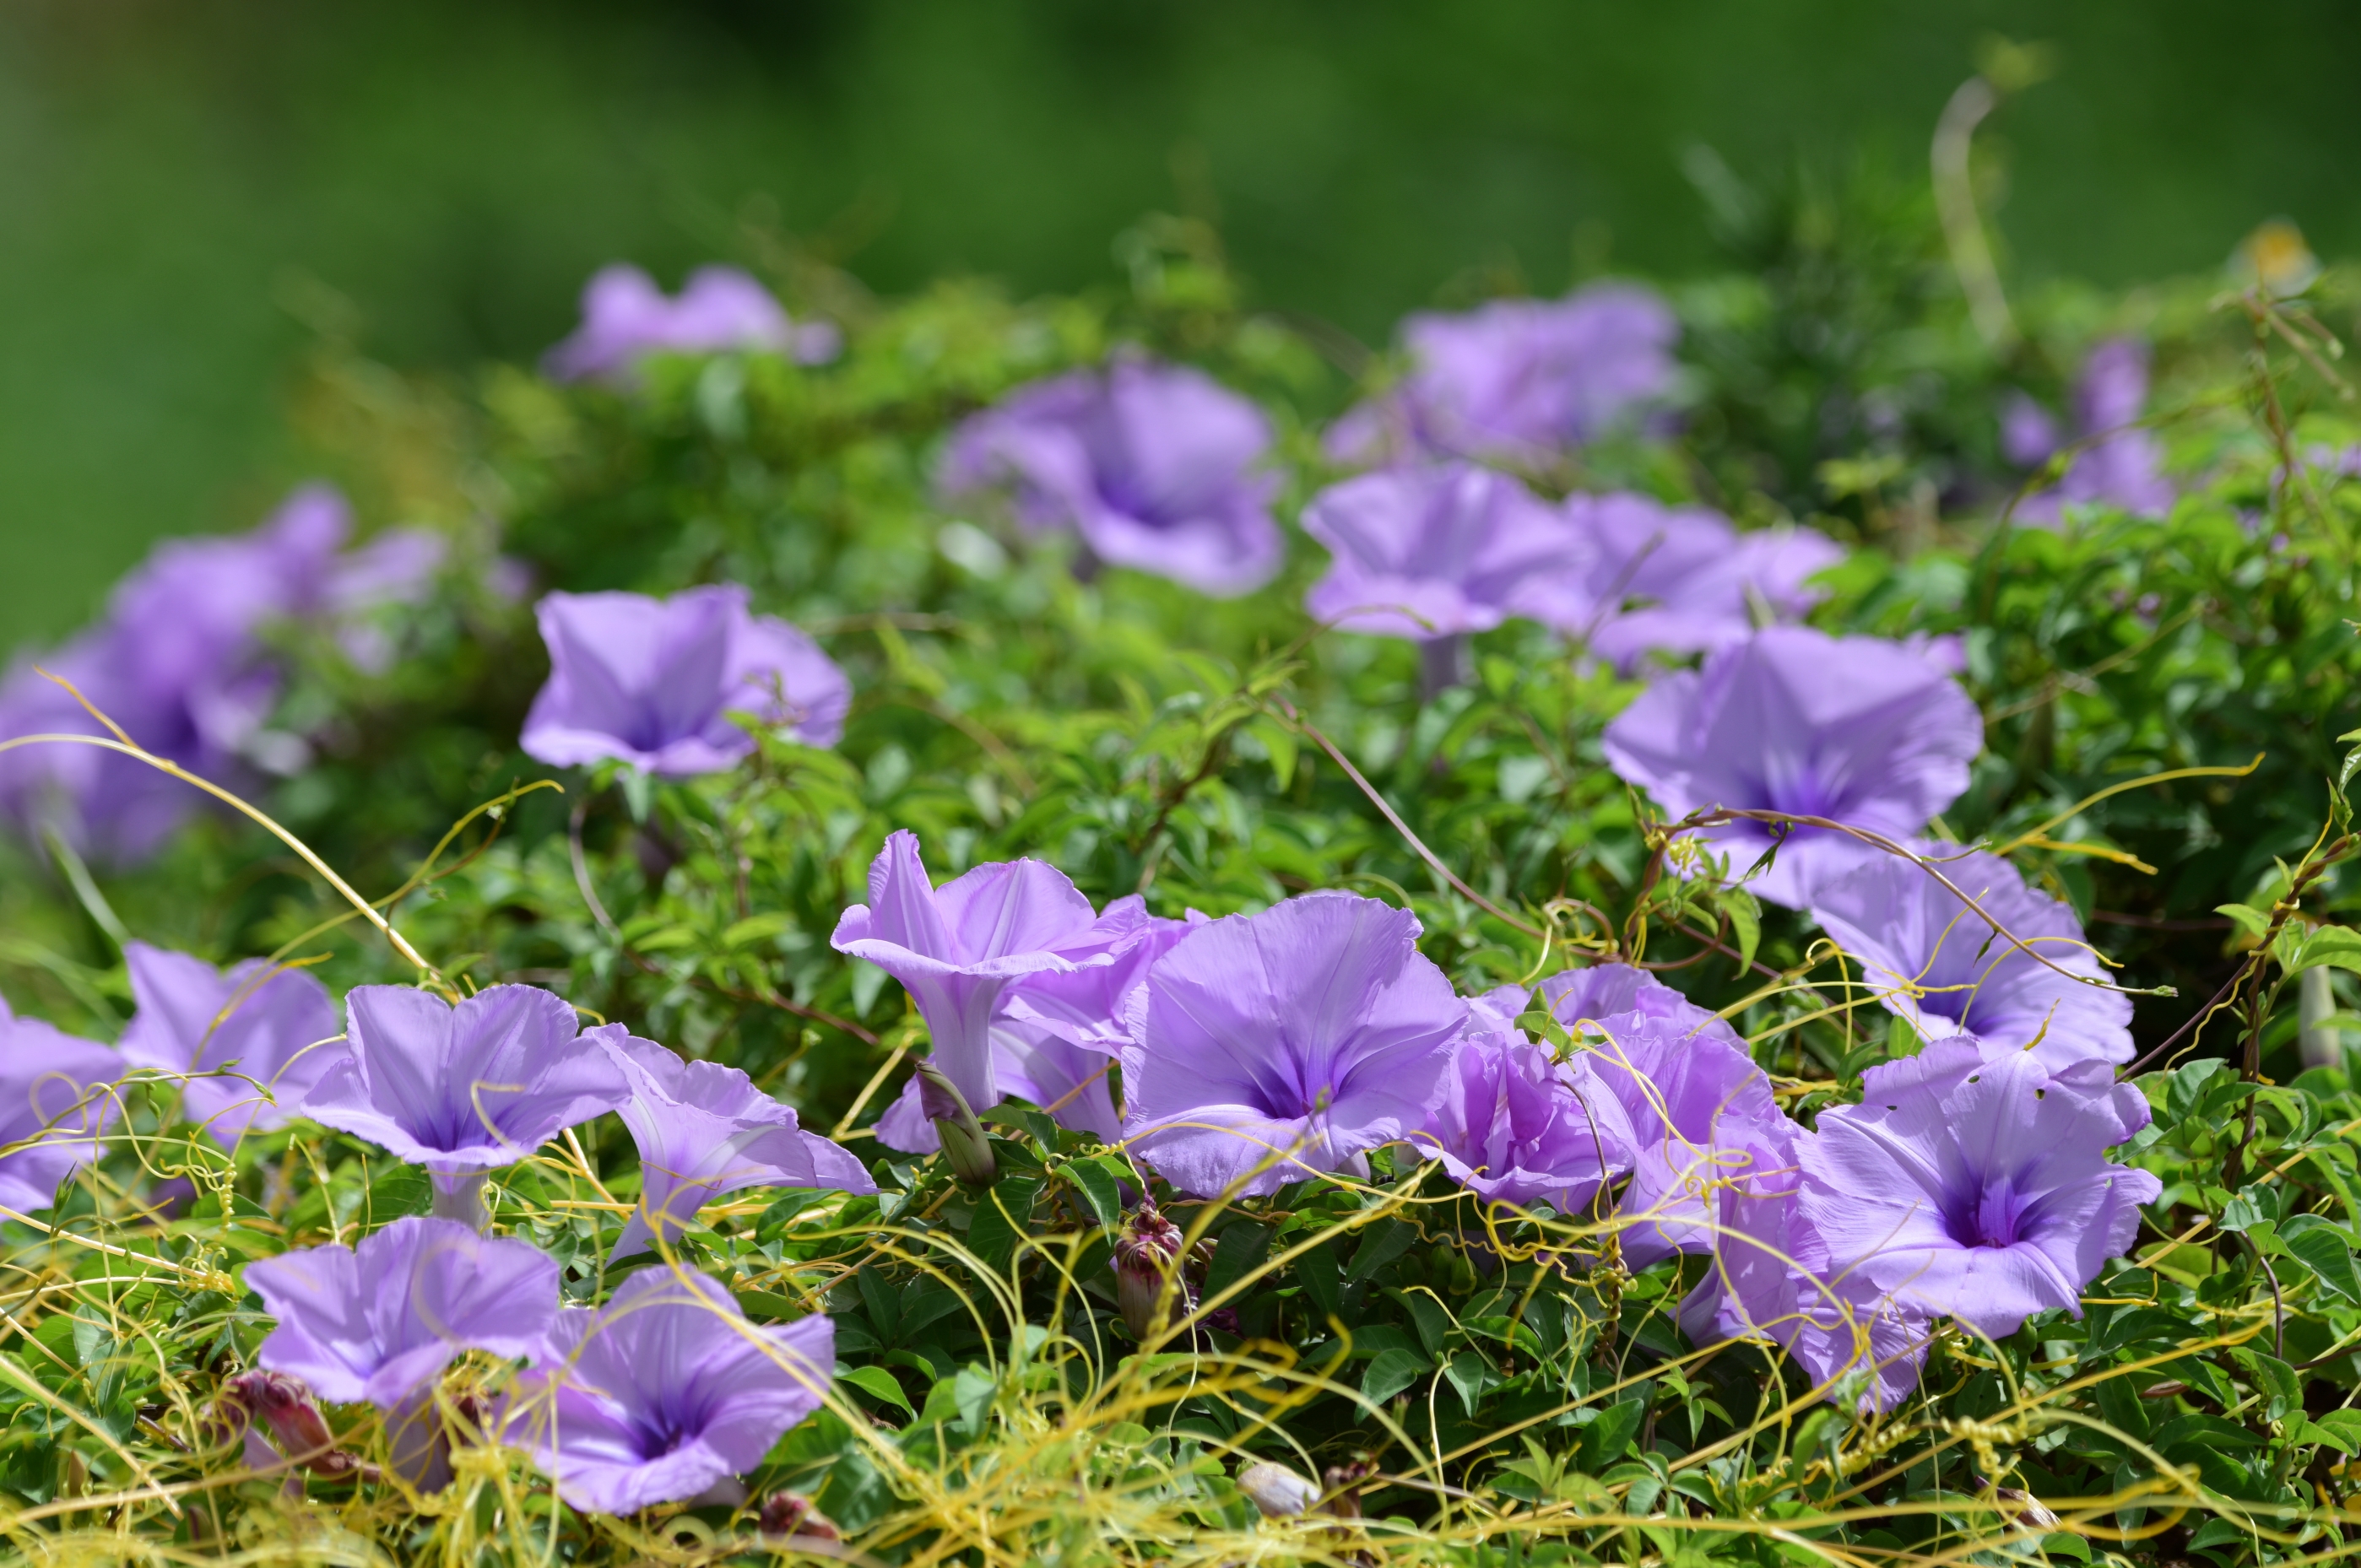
[1,143,2360,1568]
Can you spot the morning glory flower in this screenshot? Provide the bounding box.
[1326,284,1678,468]
[1600,627,1984,907]
[246,1216,559,1490]
[604,1032,875,1262]
[939,358,1285,597]
[2006,338,2174,526]
[117,942,340,1149]
[1809,849,2134,1070]
[501,1266,834,1515]
[0,997,121,1213]
[831,830,1125,1121]
[520,584,849,776]
[1409,986,1637,1213]
[299,986,630,1225]
[1798,1035,2163,1339]
[544,263,838,383]
[1538,962,1700,1028]
[1301,462,1578,645]
[1554,494,1843,671]
[1122,892,1463,1198]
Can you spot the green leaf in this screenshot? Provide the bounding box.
[1344,1217,1417,1285]
[1441,1349,1497,1416]
[2292,926,2361,975]
[838,1364,913,1416]
[2313,1408,2361,1453]
[967,1175,1042,1276]
[1722,886,1762,976]
[2281,1214,2361,1301]
[1202,1221,1272,1304]
[1061,1156,1126,1234]
[2216,903,2273,941]
[2040,1533,2093,1562]
[1361,1347,1428,1405]
[366,1163,432,1225]
[1578,1399,1646,1472]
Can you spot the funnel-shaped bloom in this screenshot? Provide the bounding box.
[523,585,848,776]
[1123,892,1463,1198]
[1601,627,1983,907]
[1411,986,1636,1212]
[605,1034,875,1261]
[503,1267,834,1515]
[1798,1036,2162,1339]
[118,943,339,1148]
[2008,338,2174,526]
[1302,462,1576,641]
[0,998,121,1212]
[247,1216,559,1487]
[1810,850,2132,1070]
[300,986,628,1193]
[940,359,1283,597]
[1326,284,1677,467]
[1552,494,1842,670]
[830,831,1122,1115]
[1538,963,1695,1030]
[545,264,837,383]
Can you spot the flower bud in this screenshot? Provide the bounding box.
[226,1370,361,1478]
[1321,1460,1378,1521]
[758,1490,841,1542]
[914,1059,998,1188]
[1110,1201,1187,1339]
[1237,1459,1321,1519]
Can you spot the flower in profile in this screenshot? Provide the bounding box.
[831,830,1125,1121]
[246,1216,559,1489]
[1538,963,1697,1029]
[604,1032,875,1262]
[1301,462,1577,641]
[1326,284,1678,468]
[545,263,837,383]
[521,584,849,775]
[501,1266,834,1515]
[1553,494,1843,670]
[2006,338,2174,526]
[940,358,1284,597]
[299,986,629,1224]
[1797,1035,2162,1339]
[1122,892,1463,1198]
[117,943,339,1149]
[1600,627,1984,907]
[1809,850,2132,1070]
[1410,986,1637,1213]
[0,997,121,1212]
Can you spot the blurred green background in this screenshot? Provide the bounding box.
[3,0,2354,655]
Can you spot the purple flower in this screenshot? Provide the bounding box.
[1537,963,1697,1028]
[521,585,849,775]
[1552,494,1843,670]
[501,1267,833,1515]
[1798,1036,2162,1339]
[830,830,1125,1118]
[246,1216,558,1487]
[1410,986,1637,1213]
[604,1033,875,1262]
[1547,979,1789,1268]
[1121,892,1463,1198]
[117,942,340,1149]
[1809,850,2133,1071]
[1301,462,1577,641]
[545,264,836,384]
[0,997,121,1213]
[299,986,629,1219]
[2009,338,2174,526]
[1600,628,1985,908]
[1327,284,1679,468]
[940,359,1284,597]
[1677,1144,1933,1413]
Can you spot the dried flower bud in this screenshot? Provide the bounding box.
[758,1490,841,1542]
[1322,1460,1378,1521]
[1237,1459,1321,1519]
[225,1370,362,1479]
[1111,1201,1188,1339]
[1973,1474,2060,1530]
[915,1059,999,1189]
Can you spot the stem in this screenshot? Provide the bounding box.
[1417,634,1470,701]
[429,1172,488,1231]
[2299,965,2341,1070]
[1931,74,2017,354]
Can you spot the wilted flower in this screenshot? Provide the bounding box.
[940,358,1284,597]
[117,942,339,1149]
[1600,628,1984,907]
[757,1490,841,1543]
[544,263,837,383]
[246,1216,559,1490]
[521,584,849,775]
[2006,338,2174,526]
[219,1369,362,1478]
[501,1266,834,1516]
[1410,985,1637,1213]
[831,830,1124,1121]
[1326,284,1678,467]
[1809,849,2133,1069]
[1553,494,1843,670]
[604,1033,875,1261]
[0,997,120,1213]
[1798,1035,2163,1339]
[1110,1200,1189,1338]
[299,986,629,1225]
[1236,1459,1324,1519]
[1123,892,1462,1198]
[1301,462,1576,642]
